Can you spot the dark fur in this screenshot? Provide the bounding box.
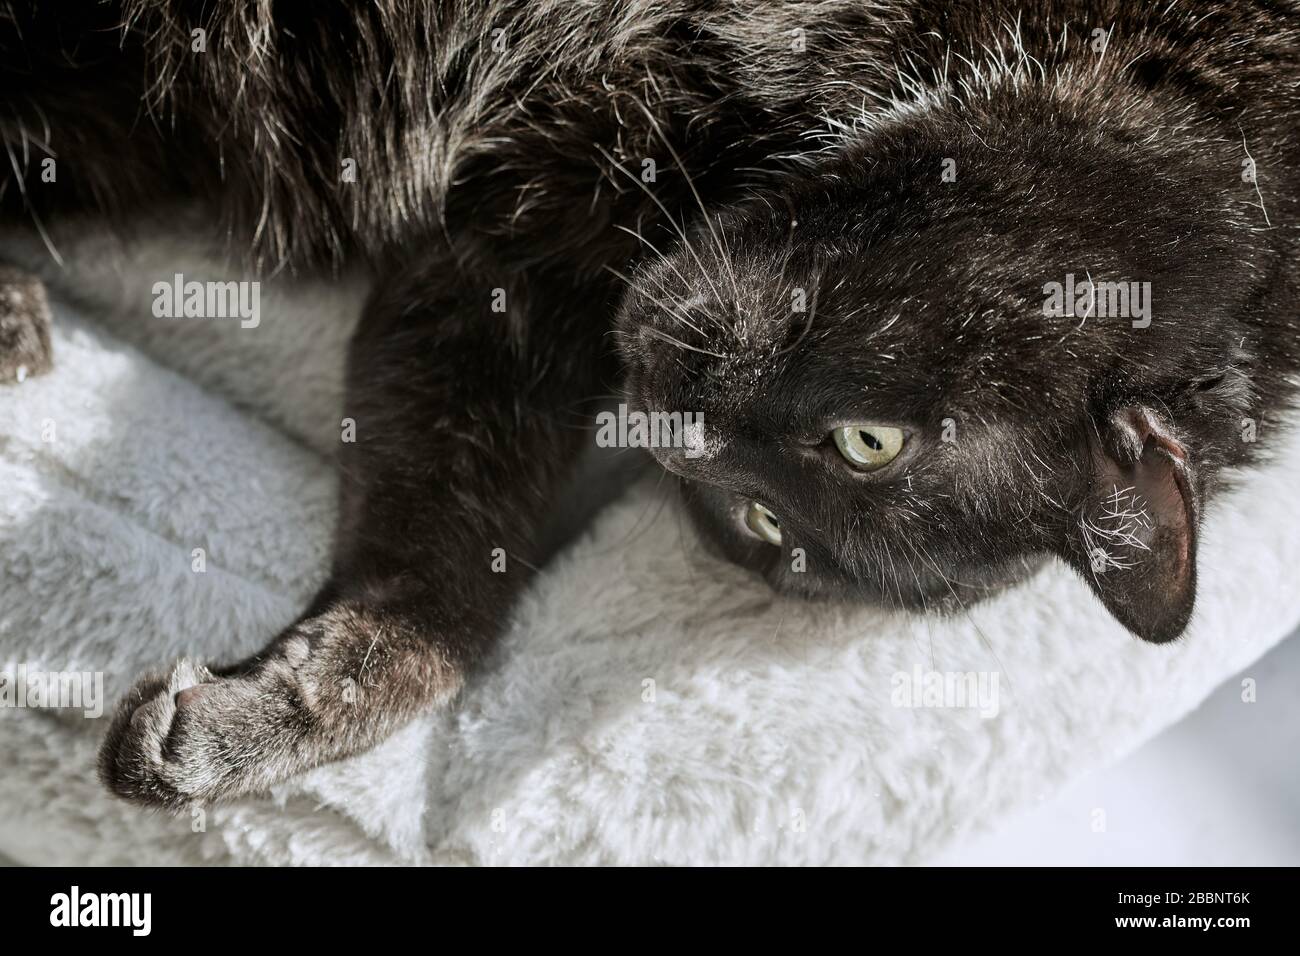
[1,0,1297,807]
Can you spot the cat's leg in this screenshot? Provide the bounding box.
[98,260,614,808]
[0,265,53,383]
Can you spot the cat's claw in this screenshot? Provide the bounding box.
[0,267,53,384]
[98,654,324,810]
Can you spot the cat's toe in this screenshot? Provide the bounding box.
[0,267,53,384]
[99,657,318,809]
[99,659,235,810]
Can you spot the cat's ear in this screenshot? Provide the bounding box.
[1055,406,1200,643]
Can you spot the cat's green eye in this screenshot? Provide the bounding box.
[744,501,783,546]
[832,424,905,471]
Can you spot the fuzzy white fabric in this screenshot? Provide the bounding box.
[1,228,1298,866]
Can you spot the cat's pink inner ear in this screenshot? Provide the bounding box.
[1071,406,1200,644]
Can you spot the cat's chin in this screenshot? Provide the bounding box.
[760,552,1048,616]
[805,555,1044,614]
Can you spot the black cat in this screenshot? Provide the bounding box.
[1,0,1296,808]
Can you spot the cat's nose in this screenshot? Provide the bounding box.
[648,418,712,476]
[650,443,693,477]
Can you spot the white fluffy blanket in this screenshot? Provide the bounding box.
[2,228,1298,865]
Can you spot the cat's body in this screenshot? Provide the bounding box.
[12,2,1295,276]
[1,0,1297,807]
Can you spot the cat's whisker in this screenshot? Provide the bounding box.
[895,540,938,670]
[2,126,65,266]
[595,141,730,317]
[618,264,723,339]
[612,225,699,296]
[862,523,908,615]
[904,537,1014,691]
[643,326,729,360]
[775,266,821,358]
[629,96,745,326]
[602,264,707,337]
[611,224,729,336]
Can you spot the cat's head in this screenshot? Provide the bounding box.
[616,103,1262,643]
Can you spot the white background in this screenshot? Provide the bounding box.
[933,629,1300,865]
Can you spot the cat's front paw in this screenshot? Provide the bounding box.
[98,653,321,810]
[0,267,53,384]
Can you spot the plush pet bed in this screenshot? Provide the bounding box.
[1,226,1298,866]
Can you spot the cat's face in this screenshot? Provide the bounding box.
[616,115,1256,643]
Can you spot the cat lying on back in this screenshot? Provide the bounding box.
[1,0,1296,808]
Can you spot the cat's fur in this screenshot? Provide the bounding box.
[1,0,1297,808]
